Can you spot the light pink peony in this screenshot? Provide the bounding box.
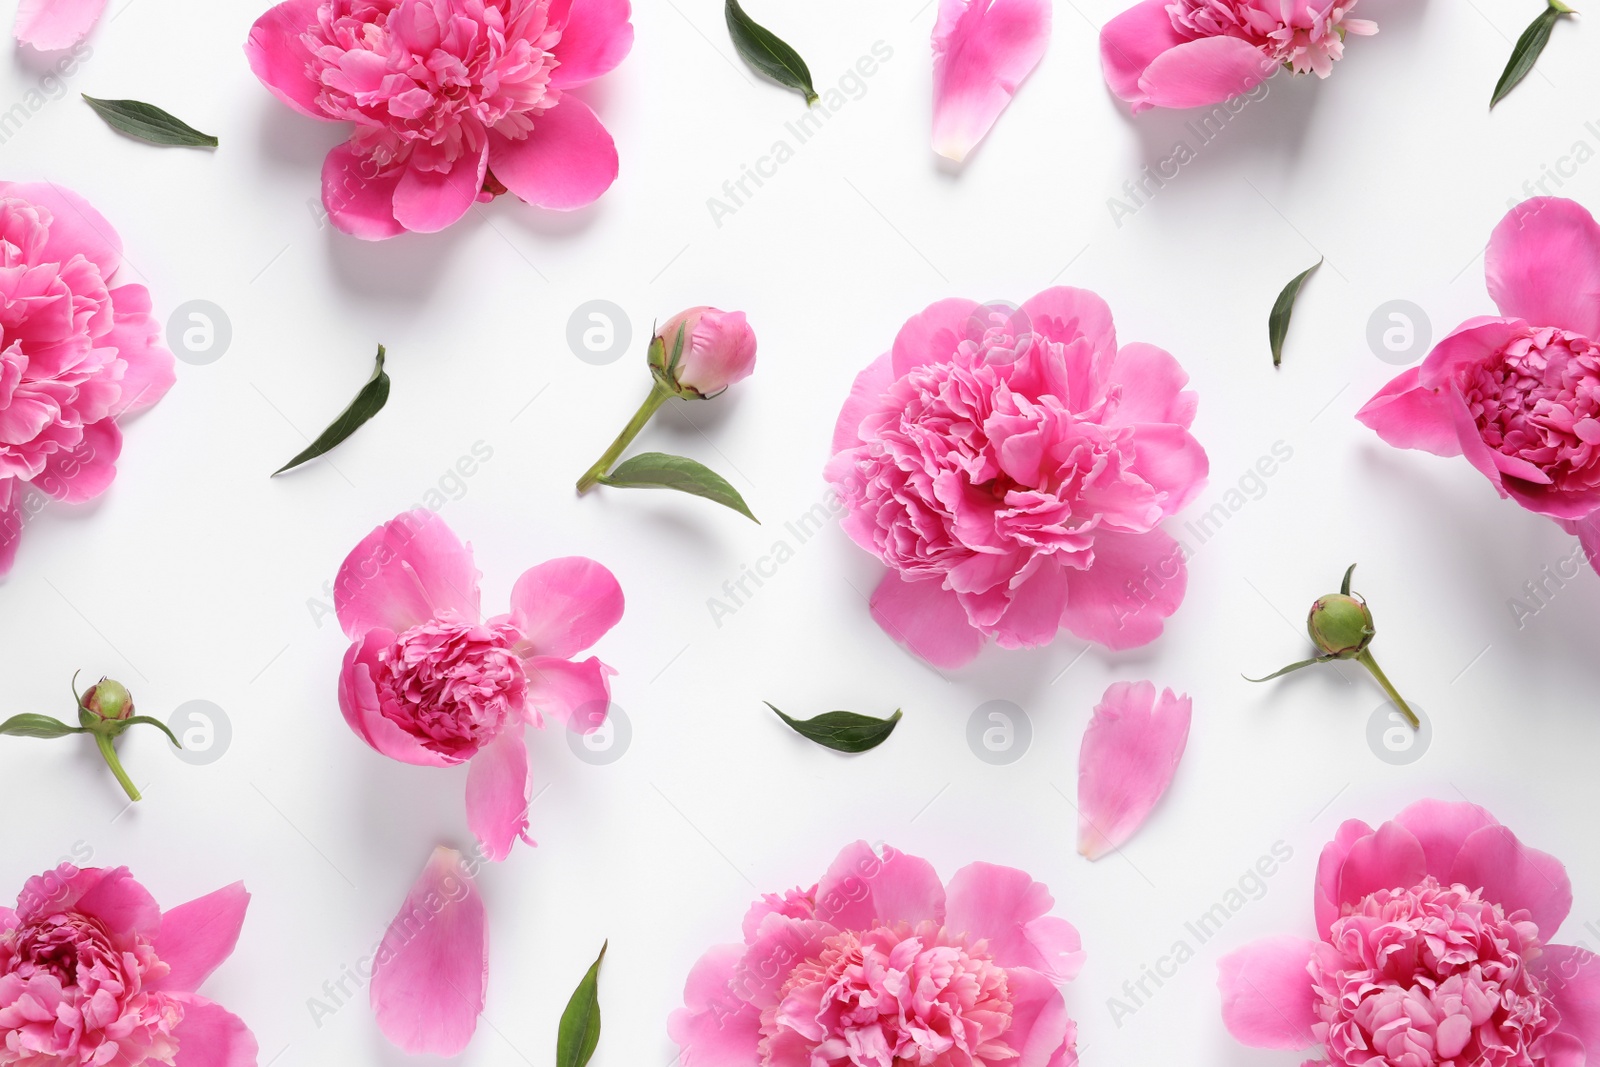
[826,289,1208,668]
[245,0,634,239]
[669,842,1084,1067]
[0,183,176,577]
[1101,0,1376,113]
[335,509,623,860]
[13,0,105,48]
[1219,799,1600,1066]
[657,307,758,398]
[1,864,256,1067]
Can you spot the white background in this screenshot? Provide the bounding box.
[4,0,1600,1064]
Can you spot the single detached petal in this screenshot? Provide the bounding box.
[668,943,764,1067]
[321,142,407,240]
[550,0,634,88]
[1136,35,1272,111]
[334,509,481,641]
[168,994,259,1067]
[1487,197,1600,337]
[524,655,613,731]
[465,726,533,862]
[509,556,625,660]
[1356,365,1464,458]
[815,842,946,931]
[14,0,106,49]
[1099,0,1189,110]
[151,882,250,993]
[870,571,985,669]
[931,0,1051,162]
[372,847,489,1055]
[392,143,488,234]
[487,98,619,210]
[1217,937,1319,1049]
[1059,528,1186,649]
[244,0,329,119]
[1449,822,1573,939]
[944,863,1083,981]
[1077,681,1191,860]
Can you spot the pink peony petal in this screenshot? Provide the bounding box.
[392,145,488,234]
[104,285,177,417]
[465,726,533,862]
[508,556,625,660]
[1542,944,1600,1056]
[891,297,982,377]
[1004,967,1075,1067]
[944,862,1084,981]
[931,0,1051,162]
[1099,0,1190,111]
[1217,936,1319,1049]
[334,509,482,641]
[1104,342,1197,428]
[0,906,14,931]
[830,352,896,454]
[668,943,764,1067]
[338,632,459,767]
[14,0,105,49]
[371,847,488,1055]
[72,866,162,937]
[1335,819,1427,910]
[1019,287,1119,401]
[988,563,1071,650]
[168,994,259,1067]
[1355,365,1463,457]
[321,143,407,240]
[0,481,19,578]
[524,655,614,731]
[2,181,122,278]
[1076,681,1191,860]
[1059,528,1185,649]
[815,842,946,931]
[244,0,329,119]
[487,98,619,211]
[1487,197,1600,338]
[1391,798,1499,881]
[1314,818,1374,937]
[34,419,120,503]
[1415,316,1530,392]
[151,883,250,994]
[869,571,985,669]
[1449,822,1573,939]
[1135,35,1273,111]
[550,0,634,88]
[1123,423,1209,513]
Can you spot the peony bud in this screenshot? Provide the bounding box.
[649,307,757,399]
[81,678,134,721]
[1306,594,1374,658]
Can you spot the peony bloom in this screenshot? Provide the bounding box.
[335,509,623,860]
[826,288,1208,668]
[1218,799,1600,1065]
[0,182,176,577]
[654,307,758,399]
[1360,198,1600,573]
[931,0,1051,163]
[1077,681,1191,861]
[669,841,1084,1067]
[1,864,256,1066]
[245,0,634,239]
[1101,0,1376,113]
[13,0,105,49]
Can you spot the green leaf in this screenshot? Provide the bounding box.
[1243,658,1326,683]
[766,703,903,753]
[556,941,607,1067]
[0,714,85,739]
[726,0,818,105]
[1269,259,1321,367]
[81,96,218,147]
[1491,1,1575,109]
[1340,563,1357,596]
[274,346,391,475]
[116,716,182,748]
[598,452,758,522]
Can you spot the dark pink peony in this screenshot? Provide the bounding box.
[826,288,1208,668]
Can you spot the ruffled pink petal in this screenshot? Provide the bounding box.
[509,556,624,660]
[1391,799,1499,882]
[1335,819,1427,910]
[321,142,407,240]
[1542,944,1600,1056]
[151,882,249,994]
[931,0,1051,162]
[1077,681,1191,860]
[34,420,120,503]
[0,181,122,279]
[1135,35,1273,111]
[338,633,458,767]
[1004,967,1074,1067]
[1487,197,1600,337]
[869,571,984,668]
[987,562,1071,650]
[1099,0,1190,110]
[524,655,613,731]
[334,509,481,641]
[669,943,764,1067]
[831,352,896,453]
[1448,822,1573,939]
[371,847,488,1056]
[815,842,946,931]
[72,866,162,938]
[0,906,14,932]
[168,994,258,1067]
[244,0,329,120]
[1415,316,1529,392]
[465,726,533,862]
[1104,342,1197,427]
[1217,936,1319,1049]
[1020,287,1119,404]
[13,0,105,49]
[105,285,177,417]
[1314,819,1374,938]
[1355,365,1463,457]
[487,98,618,210]
[1059,528,1185,649]
[550,0,634,88]
[891,297,982,378]
[943,863,1083,981]
[392,143,487,234]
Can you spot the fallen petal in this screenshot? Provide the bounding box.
[931,0,1051,162]
[1077,681,1191,859]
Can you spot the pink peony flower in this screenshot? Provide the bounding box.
[0,182,176,578]
[13,0,105,49]
[335,509,623,860]
[669,842,1084,1067]
[245,0,634,239]
[1076,680,1191,861]
[1219,799,1600,1065]
[1,863,256,1066]
[931,0,1051,163]
[656,307,758,399]
[1101,0,1376,113]
[826,289,1208,668]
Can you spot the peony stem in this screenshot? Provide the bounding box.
[1356,650,1420,730]
[576,382,671,494]
[94,730,141,802]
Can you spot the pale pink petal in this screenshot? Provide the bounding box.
[0,906,15,931]
[987,563,1071,650]
[392,143,487,233]
[550,0,634,88]
[1217,936,1319,1049]
[1004,968,1074,1067]
[891,297,983,377]
[1542,945,1600,1056]
[321,143,406,240]
[1487,197,1600,337]
[1355,365,1463,457]
[465,726,532,862]
[1019,287,1119,405]
[944,862,1084,981]
[869,571,984,668]
[371,847,488,1055]
[1391,799,1499,881]
[815,842,946,931]
[0,481,20,578]
[338,633,459,767]
[488,98,618,210]
[1077,680,1191,859]
[150,883,249,994]
[524,655,613,731]
[1136,35,1273,111]
[1449,823,1573,938]
[34,420,120,503]
[668,943,763,1067]
[1104,342,1197,427]
[244,0,329,120]
[1314,819,1375,938]
[1125,423,1208,513]
[931,0,1051,162]
[14,0,105,49]
[1059,528,1185,649]
[168,994,259,1067]
[1335,819,1427,910]
[509,557,624,660]
[104,285,177,417]
[334,509,481,640]
[2,181,122,278]
[1099,0,1189,110]
[831,352,896,453]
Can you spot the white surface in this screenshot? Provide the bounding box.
[3,0,1600,1064]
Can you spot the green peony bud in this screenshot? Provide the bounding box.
[1306,593,1375,658]
[82,678,134,721]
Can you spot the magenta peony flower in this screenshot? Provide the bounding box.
[13,0,105,48]
[1,864,256,1066]
[1101,0,1376,113]
[335,509,623,860]
[1219,799,1600,1065]
[655,307,758,399]
[0,183,176,577]
[826,288,1208,668]
[245,0,634,239]
[670,842,1084,1067]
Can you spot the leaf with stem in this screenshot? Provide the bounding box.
[598,452,758,522]
[1491,1,1576,109]
[82,96,218,147]
[726,0,818,104]
[556,942,607,1067]
[274,346,390,475]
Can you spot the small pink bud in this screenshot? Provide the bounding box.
[651,307,757,398]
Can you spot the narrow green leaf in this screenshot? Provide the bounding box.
[1243,659,1326,683]
[1340,563,1357,596]
[82,96,218,147]
[0,714,85,739]
[116,715,182,748]
[598,452,758,522]
[274,346,391,475]
[1269,259,1321,367]
[726,0,818,104]
[556,941,607,1067]
[1491,1,1575,109]
[766,703,902,753]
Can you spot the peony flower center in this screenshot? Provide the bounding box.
[375,613,528,757]
[1311,878,1557,1067]
[1166,0,1373,76]
[1463,326,1600,493]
